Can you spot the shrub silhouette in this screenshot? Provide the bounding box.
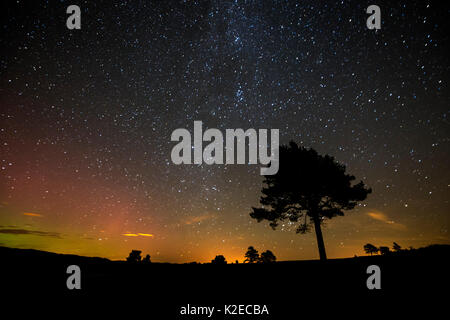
[260,250,276,263]
[363,243,379,256]
[126,250,142,262]
[244,246,260,263]
[250,142,371,261]
[392,242,402,252]
[211,255,227,264]
[379,246,390,255]
[142,254,151,263]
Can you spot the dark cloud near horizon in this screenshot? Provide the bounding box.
[0,228,62,238]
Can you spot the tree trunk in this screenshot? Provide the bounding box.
[313,215,327,261]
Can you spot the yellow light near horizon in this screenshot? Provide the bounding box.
[138,233,154,237]
[121,233,154,237]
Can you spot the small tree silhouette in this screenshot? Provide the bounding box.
[211,255,227,264]
[244,246,260,263]
[392,242,402,252]
[363,243,379,256]
[260,250,277,263]
[250,142,371,261]
[379,246,390,255]
[142,254,151,263]
[126,250,142,262]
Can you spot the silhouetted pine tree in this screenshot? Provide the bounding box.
[250,142,371,261]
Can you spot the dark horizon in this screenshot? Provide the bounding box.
[2,241,448,264]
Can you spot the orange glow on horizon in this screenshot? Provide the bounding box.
[23,212,43,217]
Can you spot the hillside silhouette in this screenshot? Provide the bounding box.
[1,244,448,317]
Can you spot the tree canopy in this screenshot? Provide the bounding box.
[244,246,260,263]
[260,250,277,263]
[126,250,142,263]
[250,142,371,260]
[211,255,227,264]
[364,243,379,255]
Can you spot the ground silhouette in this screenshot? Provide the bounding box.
[1,244,448,317]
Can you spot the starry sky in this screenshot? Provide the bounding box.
[0,0,448,262]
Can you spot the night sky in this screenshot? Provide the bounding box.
[0,0,448,262]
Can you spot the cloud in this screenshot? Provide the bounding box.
[0,228,62,238]
[184,214,215,225]
[23,212,43,217]
[367,211,406,230]
[122,233,154,238]
[367,212,392,223]
[137,233,154,237]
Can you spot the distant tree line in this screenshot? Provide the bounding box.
[363,242,412,256]
[126,243,449,264]
[244,246,277,263]
[210,246,277,265]
[126,250,151,263]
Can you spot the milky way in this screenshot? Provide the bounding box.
[0,0,448,262]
